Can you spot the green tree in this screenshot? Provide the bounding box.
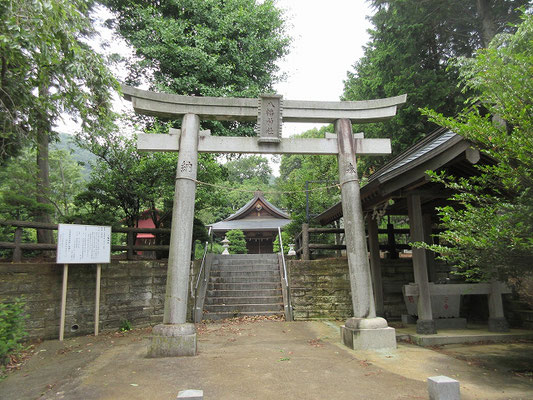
[226,229,247,254]
[225,156,273,185]
[0,148,84,221]
[103,0,290,137]
[344,0,529,174]
[0,0,119,242]
[93,0,290,230]
[74,128,226,229]
[421,13,533,282]
[277,126,340,236]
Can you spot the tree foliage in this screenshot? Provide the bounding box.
[79,0,291,232]
[103,0,290,137]
[225,155,273,185]
[74,128,226,228]
[0,148,84,221]
[0,0,118,159]
[0,0,119,243]
[344,0,529,173]
[277,126,340,236]
[421,13,533,282]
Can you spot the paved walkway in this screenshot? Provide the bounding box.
[1,320,532,399]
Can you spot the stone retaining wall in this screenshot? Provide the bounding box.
[0,261,171,339]
[4,258,528,340]
[288,257,418,320]
[288,258,353,320]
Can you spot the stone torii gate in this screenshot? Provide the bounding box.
[122,86,407,356]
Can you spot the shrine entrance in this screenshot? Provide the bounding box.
[122,86,406,356]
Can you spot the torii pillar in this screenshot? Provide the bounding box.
[123,86,406,356]
[336,119,396,350]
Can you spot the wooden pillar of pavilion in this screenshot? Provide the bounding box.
[407,194,436,334]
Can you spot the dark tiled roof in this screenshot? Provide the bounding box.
[210,218,291,232]
[225,191,289,221]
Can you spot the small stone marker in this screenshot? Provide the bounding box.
[428,376,460,400]
[177,389,203,400]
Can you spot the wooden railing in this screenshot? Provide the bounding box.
[0,220,171,262]
[294,223,412,260]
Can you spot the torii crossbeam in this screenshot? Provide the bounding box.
[123,86,407,356]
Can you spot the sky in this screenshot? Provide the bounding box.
[273,0,372,136]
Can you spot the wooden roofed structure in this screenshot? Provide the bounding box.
[210,191,290,254]
[313,128,510,334]
[315,127,484,224]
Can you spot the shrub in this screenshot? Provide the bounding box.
[226,229,247,254]
[0,298,27,364]
[119,319,132,332]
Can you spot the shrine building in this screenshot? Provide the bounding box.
[209,191,290,254]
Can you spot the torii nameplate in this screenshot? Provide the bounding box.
[122,85,407,155]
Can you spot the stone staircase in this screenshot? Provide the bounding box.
[203,254,284,321]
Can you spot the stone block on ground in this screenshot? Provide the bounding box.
[177,389,203,399]
[427,375,460,400]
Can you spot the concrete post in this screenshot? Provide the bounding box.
[367,214,384,316]
[336,119,395,350]
[488,280,509,332]
[149,113,199,357]
[407,194,436,334]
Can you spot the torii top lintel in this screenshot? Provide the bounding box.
[122,85,407,124]
[122,85,407,156]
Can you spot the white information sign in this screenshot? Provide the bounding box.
[57,224,111,264]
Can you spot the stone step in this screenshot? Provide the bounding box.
[208,282,281,290]
[207,289,282,297]
[204,303,283,313]
[213,262,279,270]
[210,276,280,284]
[202,311,283,321]
[214,254,278,260]
[210,270,279,278]
[206,296,283,305]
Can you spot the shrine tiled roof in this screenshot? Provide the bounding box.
[225,191,289,221]
[210,218,291,232]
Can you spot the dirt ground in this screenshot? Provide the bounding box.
[0,319,532,400]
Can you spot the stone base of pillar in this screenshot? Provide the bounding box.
[488,318,509,332]
[147,323,197,358]
[341,317,396,350]
[416,319,437,334]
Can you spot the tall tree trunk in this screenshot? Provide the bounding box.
[477,0,497,46]
[36,127,54,244]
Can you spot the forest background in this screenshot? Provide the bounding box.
[0,0,530,281]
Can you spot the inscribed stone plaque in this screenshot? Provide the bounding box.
[57,224,111,264]
[257,94,282,143]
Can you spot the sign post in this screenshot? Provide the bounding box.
[56,224,111,340]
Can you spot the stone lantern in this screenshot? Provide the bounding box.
[221,236,230,255]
